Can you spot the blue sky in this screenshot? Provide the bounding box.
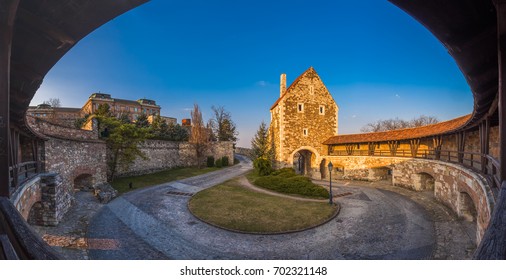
[31,0,474,147]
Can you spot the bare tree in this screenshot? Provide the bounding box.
[361,115,439,132]
[409,115,439,127]
[43,98,61,108]
[190,103,209,168]
[209,105,238,143]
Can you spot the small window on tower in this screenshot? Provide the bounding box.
[319,105,325,115]
[310,85,314,94]
[298,103,304,113]
[303,128,308,136]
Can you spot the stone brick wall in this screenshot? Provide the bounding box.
[270,67,338,167]
[323,155,493,243]
[27,115,98,140]
[114,140,234,177]
[10,173,69,226]
[235,147,253,158]
[10,176,41,221]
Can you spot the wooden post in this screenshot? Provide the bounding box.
[480,118,490,174]
[499,0,506,183]
[0,0,20,197]
[456,132,465,164]
[475,0,506,260]
[409,139,420,157]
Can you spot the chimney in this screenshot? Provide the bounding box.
[280,73,286,97]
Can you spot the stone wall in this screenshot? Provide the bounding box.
[322,155,493,243]
[27,115,98,140]
[44,137,107,192]
[115,140,234,177]
[10,173,69,226]
[235,147,253,158]
[270,67,338,167]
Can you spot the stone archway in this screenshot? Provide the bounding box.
[459,192,477,222]
[412,172,435,191]
[290,146,321,178]
[369,167,392,185]
[73,173,94,192]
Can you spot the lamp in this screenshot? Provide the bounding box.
[328,161,333,204]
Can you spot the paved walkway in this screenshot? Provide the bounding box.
[32,155,476,260]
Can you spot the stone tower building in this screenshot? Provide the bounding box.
[269,67,339,179]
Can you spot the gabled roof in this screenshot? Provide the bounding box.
[270,66,317,110]
[323,114,471,145]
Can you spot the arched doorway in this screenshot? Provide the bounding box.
[292,149,316,177]
[459,192,477,222]
[412,172,435,191]
[74,174,94,192]
[369,167,392,185]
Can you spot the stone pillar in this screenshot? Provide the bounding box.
[0,0,20,197]
[280,73,286,97]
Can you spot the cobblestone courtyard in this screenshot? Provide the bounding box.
[32,156,475,260]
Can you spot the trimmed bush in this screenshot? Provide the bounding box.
[222,156,229,167]
[253,158,273,176]
[215,158,223,168]
[207,156,215,167]
[253,171,328,198]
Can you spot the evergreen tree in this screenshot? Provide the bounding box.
[135,112,150,128]
[251,121,272,160]
[99,116,150,181]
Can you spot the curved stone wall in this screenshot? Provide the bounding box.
[322,156,494,243]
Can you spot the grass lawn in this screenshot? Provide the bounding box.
[189,180,338,233]
[111,166,219,194]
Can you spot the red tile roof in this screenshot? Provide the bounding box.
[323,114,471,145]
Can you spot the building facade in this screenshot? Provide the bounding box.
[27,93,176,128]
[81,93,161,121]
[269,67,339,177]
[27,104,82,127]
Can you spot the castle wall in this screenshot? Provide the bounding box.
[114,140,234,177]
[323,156,493,244]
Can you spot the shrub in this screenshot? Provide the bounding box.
[253,171,328,198]
[253,158,273,176]
[215,158,223,168]
[222,156,229,167]
[207,156,215,167]
[234,158,240,165]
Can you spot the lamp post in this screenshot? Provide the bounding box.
[328,161,333,205]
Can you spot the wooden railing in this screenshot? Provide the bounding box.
[8,161,40,195]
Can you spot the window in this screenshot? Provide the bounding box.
[303,128,308,136]
[297,103,304,113]
[134,108,138,112]
[309,85,314,94]
[126,106,129,111]
[319,105,325,115]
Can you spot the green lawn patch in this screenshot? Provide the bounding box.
[189,181,337,233]
[111,167,219,194]
[247,168,329,199]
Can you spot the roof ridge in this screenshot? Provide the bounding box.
[323,114,472,145]
[270,67,318,110]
